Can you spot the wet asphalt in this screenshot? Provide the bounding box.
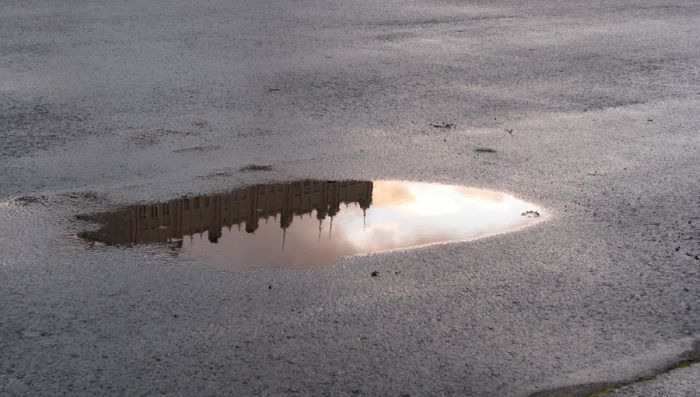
[1,0,699,395]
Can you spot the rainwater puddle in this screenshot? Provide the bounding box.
[78,180,545,270]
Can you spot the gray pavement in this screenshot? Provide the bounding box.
[1,0,699,395]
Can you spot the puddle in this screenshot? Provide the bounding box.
[78,180,545,270]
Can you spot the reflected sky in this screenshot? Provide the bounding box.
[79,180,544,270]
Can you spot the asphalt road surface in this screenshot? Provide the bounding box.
[1,0,699,395]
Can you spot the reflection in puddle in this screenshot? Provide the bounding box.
[79,180,545,270]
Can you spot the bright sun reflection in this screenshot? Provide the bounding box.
[337,181,536,252]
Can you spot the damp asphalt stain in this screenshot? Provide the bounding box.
[239,164,273,172]
[530,340,700,397]
[78,180,545,270]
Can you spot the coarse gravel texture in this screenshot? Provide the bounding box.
[1,0,699,396]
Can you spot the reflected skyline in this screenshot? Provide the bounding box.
[80,180,371,246]
[79,180,544,269]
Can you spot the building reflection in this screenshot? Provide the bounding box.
[81,180,373,246]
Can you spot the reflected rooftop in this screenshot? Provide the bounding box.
[78,180,545,270]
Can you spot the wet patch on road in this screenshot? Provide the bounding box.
[530,340,700,397]
[430,122,456,129]
[10,195,48,206]
[239,164,273,172]
[172,145,220,154]
[77,180,545,270]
